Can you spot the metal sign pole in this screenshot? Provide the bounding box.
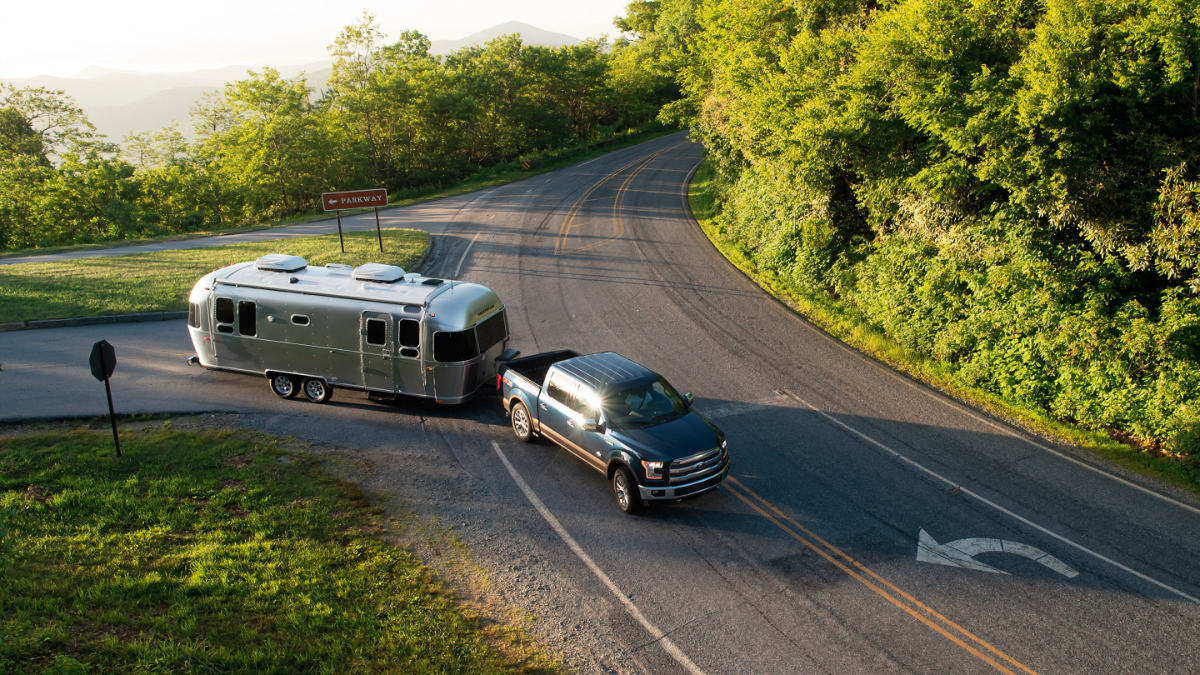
[336,211,345,253]
[98,348,120,457]
[374,207,383,253]
[372,206,381,251]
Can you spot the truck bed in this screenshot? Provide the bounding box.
[502,350,580,388]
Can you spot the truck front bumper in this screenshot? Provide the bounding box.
[639,463,729,501]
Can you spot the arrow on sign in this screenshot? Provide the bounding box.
[917,529,1079,578]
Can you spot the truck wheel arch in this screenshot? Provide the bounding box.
[607,459,630,481]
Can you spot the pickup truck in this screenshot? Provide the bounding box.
[498,350,729,513]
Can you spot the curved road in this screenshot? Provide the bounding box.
[3,133,1198,673]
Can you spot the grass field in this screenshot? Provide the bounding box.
[0,229,429,324]
[0,421,554,674]
[688,161,1200,495]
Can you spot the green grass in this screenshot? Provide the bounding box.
[688,161,1200,496]
[0,229,429,324]
[1,127,680,262]
[0,422,555,674]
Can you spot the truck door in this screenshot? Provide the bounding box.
[540,371,579,452]
[360,311,396,392]
[567,385,608,470]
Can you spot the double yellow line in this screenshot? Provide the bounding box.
[724,477,1039,675]
[553,148,668,256]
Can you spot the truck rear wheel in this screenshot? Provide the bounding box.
[302,377,333,403]
[613,466,643,514]
[269,373,299,399]
[511,402,534,442]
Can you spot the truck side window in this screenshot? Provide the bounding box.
[572,386,599,420]
[399,319,420,358]
[215,297,234,334]
[546,372,575,407]
[238,301,257,337]
[433,330,479,362]
[366,318,387,346]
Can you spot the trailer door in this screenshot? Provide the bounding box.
[360,311,396,392]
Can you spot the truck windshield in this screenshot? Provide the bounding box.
[603,377,688,428]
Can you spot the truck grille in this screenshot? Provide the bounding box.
[669,447,723,485]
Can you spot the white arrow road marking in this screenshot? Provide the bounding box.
[918,529,1080,578]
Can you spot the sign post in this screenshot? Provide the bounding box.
[321,189,388,255]
[88,340,120,457]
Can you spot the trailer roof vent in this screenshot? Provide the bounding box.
[256,254,308,273]
[353,263,406,283]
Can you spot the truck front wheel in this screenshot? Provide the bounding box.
[511,402,534,442]
[613,466,643,514]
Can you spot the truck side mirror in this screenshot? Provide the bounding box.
[684,391,694,407]
[497,348,521,363]
[583,418,598,432]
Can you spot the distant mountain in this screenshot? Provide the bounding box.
[7,23,578,142]
[86,87,218,141]
[430,22,580,55]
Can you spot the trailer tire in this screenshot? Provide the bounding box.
[511,402,534,442]
[269,373,299,399]
[302,377,333,403]
[613,466,643,514]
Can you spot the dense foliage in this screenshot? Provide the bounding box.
[0,11,675,251]
[630,0,1200,447]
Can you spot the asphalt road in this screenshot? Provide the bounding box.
[3,132,1199,674]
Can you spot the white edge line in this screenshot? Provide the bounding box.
[780,391,1200,605]
[896,374,1200,516]
[490,440,706,675]
[452,232,482,279]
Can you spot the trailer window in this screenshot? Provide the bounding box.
[399,319,420,347]
[188,302,200,328]
[433,329,478,362]
[366,318,387,346]
[238,301,257,337]
[215,297,234,334]
[475,309,507,353]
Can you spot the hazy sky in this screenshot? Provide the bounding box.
[0,0,634,78]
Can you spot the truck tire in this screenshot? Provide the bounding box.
[302,377,333,403]
[269,373,299,399]
[511,401,534,442]
[613,466,643,514]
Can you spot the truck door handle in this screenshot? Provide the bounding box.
[540,403,547,410]
[567,419,575,428]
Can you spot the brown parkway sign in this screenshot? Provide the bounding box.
[322,188,387,211]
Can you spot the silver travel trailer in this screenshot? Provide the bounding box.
[185,254,509,404]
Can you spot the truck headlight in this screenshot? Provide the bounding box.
[641,460,664,480]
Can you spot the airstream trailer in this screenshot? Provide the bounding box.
[185,254,509,404]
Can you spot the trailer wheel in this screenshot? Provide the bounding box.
[302,377,333,403]
[511,402,534,442]
[613,466,643,514]
[269,373,299,399]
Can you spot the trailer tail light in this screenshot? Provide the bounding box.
[497,373,502,390]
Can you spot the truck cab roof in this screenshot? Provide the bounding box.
[555,352,656,395]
